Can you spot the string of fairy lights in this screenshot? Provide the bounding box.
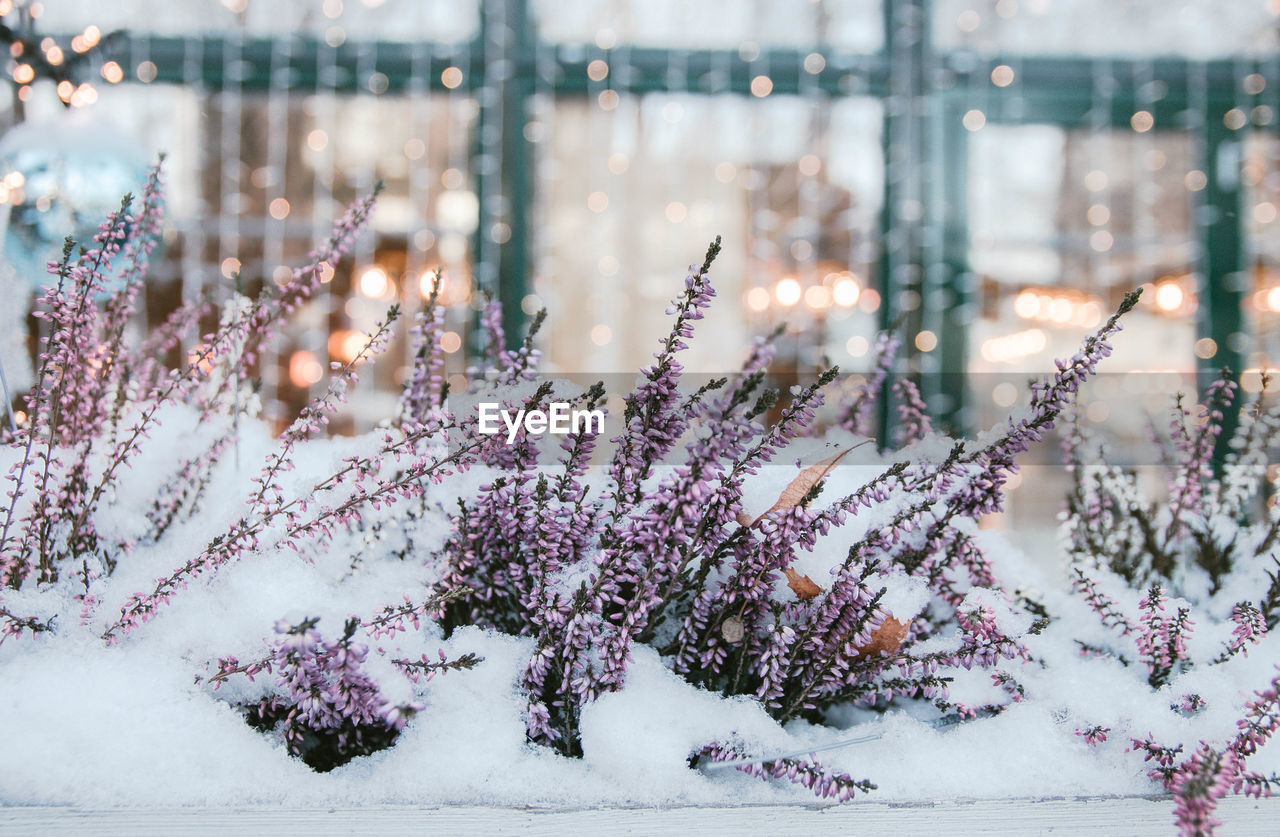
[953,1,1280,421]
[0,0,1279,439]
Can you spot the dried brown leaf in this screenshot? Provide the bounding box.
[854,615,911,657]
[744,442,867,527]
[784,567,824,601]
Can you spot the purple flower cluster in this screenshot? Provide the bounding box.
[1,166,429,646]
[1065,367,1280,835]
[1170,743,1239,836]
[362,588,462,640]
[101,306,495,642]
[1137,670,1280,837]
[1166,371,1235,538]
[892,377,932,447]
[0,604,52,643]
[201,588,478,768]
[696,741,876,801]
[841,328,900,436]
[1077,725,1110,746]
[1,168,165,590]
[1135,583,1194,689]
[247,616,434,771]
[1214,602,1265,665]
[398,275,447,426]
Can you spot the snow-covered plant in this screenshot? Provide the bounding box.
[421,239,1142,799]
[0,165,498,767]
[2,163,385,606]
[1061,370,1280,835]
[1134,668,1280,837]
[248,616,401,771]
[226,616,479,772]
[1,166,167,593]
[3,169,1162,805]
[204,588,478,770]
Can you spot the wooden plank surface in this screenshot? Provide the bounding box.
[2,797,1276,836]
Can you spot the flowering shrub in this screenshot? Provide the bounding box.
[217,615,481,772]
[10,170,1274,827]
[1062,371,1280,835]
[410,246,1143,792]
[0,166,486,768]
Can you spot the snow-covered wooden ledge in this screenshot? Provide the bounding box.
[3,797,1277,836]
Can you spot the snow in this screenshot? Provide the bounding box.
[1,405,1277,810]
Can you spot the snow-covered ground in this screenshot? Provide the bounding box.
[2,404,1276,813]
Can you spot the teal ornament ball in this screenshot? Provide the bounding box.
[0,113,148,293]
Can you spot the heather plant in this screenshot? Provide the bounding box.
[5,169,1212,812]
[1061,371,1280,835]
[1,162,385,603]
[213,615,480,772]
[0,165,496,761]
[421,240,1144,798]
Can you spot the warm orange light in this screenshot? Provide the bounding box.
[289,350,324,387]
[358,266,391,299]
[69,83,98,107]
[187,345,214,375]
[100,60,124,83]
[1048,298,1072,324]
[1155,281,1184,312]
[981,328,1047,363]
[804,284,831,310]
[440,272,472,306]
[1014,290,1039,319]
[745,287,770,312]
[774,277,801,306]
[1076,301,1103,328]
[832,277,860,307]
[1013,287,1104,328]
[327,330,369,364]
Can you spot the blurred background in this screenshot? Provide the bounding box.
[1,0,1278,543]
